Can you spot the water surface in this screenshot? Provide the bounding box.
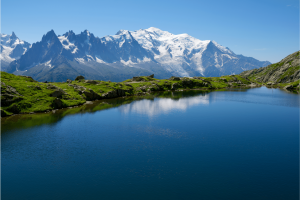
[2,87,299,200]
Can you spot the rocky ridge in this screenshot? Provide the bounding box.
[240,51,299,91]
[4,28,270,82]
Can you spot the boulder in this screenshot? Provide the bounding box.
[132,77,144,81]
[82,89,101,101]
[7,104,20,114]
[169,76,181,81]
[1,109,7,117]
[47,84,58,90]
[75,75,85,81]
[1,94,23,107]
[125,83,133,87]
[171,82,180,90]
[19,75,36,82]
[283,84,294,90]
[52,98,63,109]
[35,86,42,90]
[50,90,65,98]
[102,89,127,99]
[85,80,98,84]
[182,79,194,88]
[102,90,118,98]
[66,79,72,83]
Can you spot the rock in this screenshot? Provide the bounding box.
[1,109,7,117]
[102,89,127,99]
[82,89,101,101]
[75,75,85,81]
[84,80,98,84]
[47,84,58,90]
[283,84,294,90]
[136,85,148,92]
[148,74,154,78]
[169,76,181,81]
[50,90,65,98]
[44,81,48,83]
[1,94,23,107]
[52,98,63,109]
[66,79,72,83]
[220,78,228,82]
[181,79,194,88]
[102,90,118,98]
[7,104,20,114]
[248,83,258,87]
[35,86,42,90]
[125,83,133,87]
[1,82,6,86]
[132,77,144,81]
[171,82,180,90]
[19,75,36,82]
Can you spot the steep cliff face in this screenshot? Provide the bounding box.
[240,51,300,83]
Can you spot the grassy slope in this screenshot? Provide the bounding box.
[1,71,253,116]
[240,51,299,90]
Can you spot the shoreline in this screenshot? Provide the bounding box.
[1,72,298,118]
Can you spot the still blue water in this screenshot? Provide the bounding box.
[2,87,299,200]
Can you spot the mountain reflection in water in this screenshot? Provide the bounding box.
[2,87,299,200]
[1,87,298,133]
[119,94,209,116]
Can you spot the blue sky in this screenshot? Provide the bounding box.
[1,0,298,63]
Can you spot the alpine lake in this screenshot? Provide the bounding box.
[1,87,299,200]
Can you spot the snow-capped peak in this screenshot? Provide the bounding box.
[211,40,233,54]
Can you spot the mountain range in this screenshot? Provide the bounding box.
[2,28,271,82]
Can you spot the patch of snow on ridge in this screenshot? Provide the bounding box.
[0,46,15,62]
[120,58,135,67]
[45,60,53,68]
[96,56,106,63]
[58,36,76,50]
[136,57,151,63]
[75,58,85,63]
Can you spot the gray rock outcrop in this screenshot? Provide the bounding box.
[75,75,85,81]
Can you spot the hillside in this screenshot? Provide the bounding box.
[1,72,257,117]
[240,51,299,91]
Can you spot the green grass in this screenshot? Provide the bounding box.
[0,72,270,116]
